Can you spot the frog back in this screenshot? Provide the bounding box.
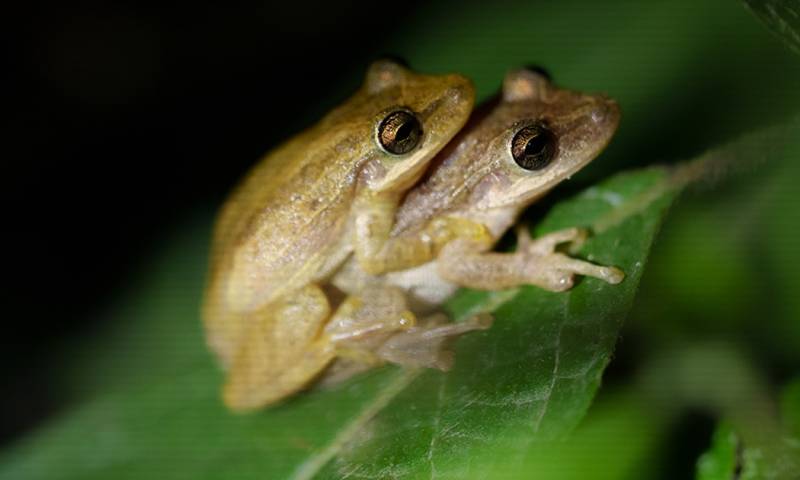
[208,119,371,316]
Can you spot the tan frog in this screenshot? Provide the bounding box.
[325,67,623,380]
[202,60,476,411]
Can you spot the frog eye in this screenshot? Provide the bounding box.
[377,110,423,155]
[510,124,557,170]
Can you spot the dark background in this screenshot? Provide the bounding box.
[6,0,425,444]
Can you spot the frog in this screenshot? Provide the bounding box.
[323,66,623,382]
[202,59,477,411]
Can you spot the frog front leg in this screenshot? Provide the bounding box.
[353,192,491,275]
[437,226,624,292]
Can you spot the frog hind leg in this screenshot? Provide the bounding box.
[319,285,491,385]
[376,312,492,370]
[437,226,625,292]
[223,284,336,412]
[323,285,416,360]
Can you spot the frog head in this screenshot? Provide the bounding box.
[325,59,475,195]
[449,67,620,212]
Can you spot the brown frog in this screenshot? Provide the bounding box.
[202,60,476,411]
[325,67,623,380]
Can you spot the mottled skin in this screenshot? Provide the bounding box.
[203,60,475,411]
[325,68,623,381]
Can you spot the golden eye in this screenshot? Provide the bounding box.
[377,110,422,155]
[510,124,557,170]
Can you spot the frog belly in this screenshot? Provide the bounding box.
[385,262,458,314]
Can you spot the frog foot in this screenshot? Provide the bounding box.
[376,312,493,370]
[516,225,625,291]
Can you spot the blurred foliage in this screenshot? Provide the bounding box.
[641,342,800,479]
[744,0,800,55]
[696,423,741,480]
[3,0,800,478]
[782,378,800,437]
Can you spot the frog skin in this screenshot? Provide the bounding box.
[324,67,623,381]
[202,60,476,411]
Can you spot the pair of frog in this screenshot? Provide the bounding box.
[203,60,623,412]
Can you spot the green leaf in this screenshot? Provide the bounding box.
[781,377,800,436]
[696,414,800,480]
[311,170,676,480]
[743,0,800,55]
[492,389,669,480]
[696,423,742,480]
[0,167,677,480]
[633,116,800,363]
[642,344,800,480]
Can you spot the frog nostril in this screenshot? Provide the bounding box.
[591,106,607,124]
[443,75,475,106]
[590,98,620,125]
[446,86,467,104]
